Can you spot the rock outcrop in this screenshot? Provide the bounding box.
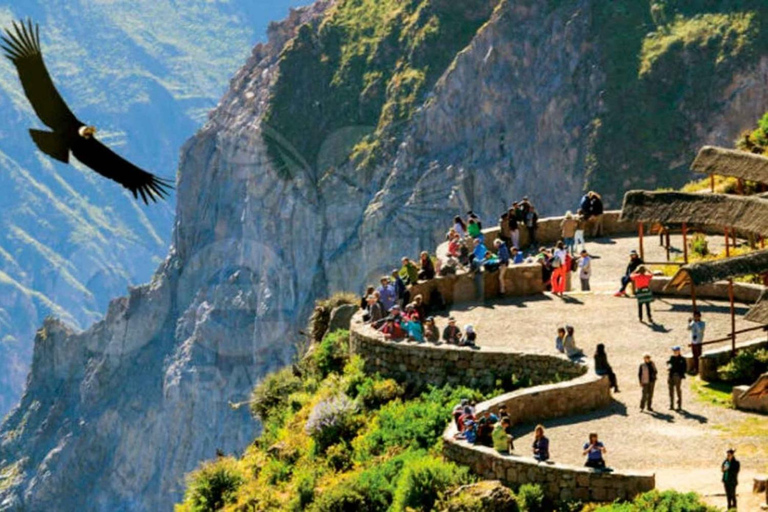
[3,1,768,511]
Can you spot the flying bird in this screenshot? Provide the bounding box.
[1,20,172,203]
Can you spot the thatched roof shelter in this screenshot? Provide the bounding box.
[745,290,768,324]
[741,373,768,398]
[667,250,768,290]
[692,146,768,185]
[620,191,768,235]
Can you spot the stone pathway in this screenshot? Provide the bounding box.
[440,234,768,510]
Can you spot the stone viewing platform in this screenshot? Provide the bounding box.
[352,217,768,507]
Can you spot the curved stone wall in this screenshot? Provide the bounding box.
[349,314,586,391]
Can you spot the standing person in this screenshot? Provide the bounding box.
[551,241,568,296]
[532,424,550,462]
[688,311,706,374]
[574,209,588,253]
[365,294,385,326]
[583,433,607,469]
[667,346,686,411]
[377,276,396,312]
[494,239,511,295]
[578,249,592,291]
[721,448,740,510]
[594,343,619,392]
[639,352,658,412]
[525,205,539,246]
[442,317,462,345]
[579,192,592,219]
[360,285,375,310]
[454,215,468,238]
[391,269,408,307]
[615,250,645,296]
[630,266,654,323]
[589,191,604,237]
[499,212,512,247]
[471,238,489,271]
[467,218,482,239]
[508,208,520,249]
[561,211,578,255]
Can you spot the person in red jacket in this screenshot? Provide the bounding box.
[630,266,654,323]
[379,316,405,340]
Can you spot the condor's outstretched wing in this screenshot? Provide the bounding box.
[1,20,79,131]
[70,137,173,204]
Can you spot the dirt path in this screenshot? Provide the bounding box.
[439,234,768,510]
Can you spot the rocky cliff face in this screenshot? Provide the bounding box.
[2,0,768,511]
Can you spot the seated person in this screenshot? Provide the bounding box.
[403,315,424,342]
[418,251,436,281]
[470,239,489,271]
[365,294,384,325]
[467,218,482,239]
[511,246,525,264]
[555,327,566,353]
[440,255,461,276]
[442,317,462,344]
[492,417,514,454]
[461,324,477,346]
[447,229,461,257]
[476,417,494,447]
[461,419,477,444]
[583,432,607,469]
[532,424,550,462]
[452,399,468,430]
[563,325,584,358]
[412,294,427,323]
[399,257,419,286]
[359,285,375,310]
[379,316,405,340]
[594,343,619,392]
[423,317,440,343]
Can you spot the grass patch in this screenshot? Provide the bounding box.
[690,378,733,408]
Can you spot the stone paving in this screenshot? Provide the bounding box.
[439,233,767,509]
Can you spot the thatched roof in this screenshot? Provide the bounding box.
[741,373,768,398]
[745,290,768,324]
[620,191,768,235]
[691,146,768,185]
[667,250,768,289]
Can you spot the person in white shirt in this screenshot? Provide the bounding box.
[687,310,706,374]
[578,249,592,291]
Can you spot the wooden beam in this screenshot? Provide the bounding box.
[638,222,645,260]
[729,278,736,356]
[682,222,688,264]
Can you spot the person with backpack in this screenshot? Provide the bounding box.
[588,191,605,237]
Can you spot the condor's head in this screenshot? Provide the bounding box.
[78,125,97,139]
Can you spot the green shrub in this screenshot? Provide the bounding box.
[717,348,768,384]
[356,377,404,409]
[309,479,369,512]
[594,489,718,511]
[305,394,360,454]
[309,330,351,378]
[390,455,471,511]
[290,467,317,511]
[262,458,292,485]
[326,442,353,472]
[181,457,244,512]
[516,484,546,512]
[250,367,303,421]
[689,233,709,257]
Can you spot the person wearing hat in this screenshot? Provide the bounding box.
[443,317,461,345]
[721,448,740,510]
[630,265,654,323]
[638,352,658,412]
[423,316,439,343]
[667,346,687,410]
[614,249,645,297]
[461,324,477,347]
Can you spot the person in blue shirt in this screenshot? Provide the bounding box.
[511,247,525,264]
[377,276,396,312]
[471,239,488,271]
[390,269,408,306]
[583,432,607,469]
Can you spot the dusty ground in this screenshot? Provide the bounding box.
[439,234,768,510]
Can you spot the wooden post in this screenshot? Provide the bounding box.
[638,223,644,260]
[732,226,737,247]
[710,174,715,193]
[761,236,765,250]
[725,227,730,257]
[682,222,688,264]
[737,178,745,195]
[728,278,736,356]
[665,230,671,261]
